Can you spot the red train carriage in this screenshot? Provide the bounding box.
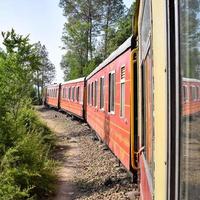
[60,77,85,119]
[86,36,136,171]
[182,78,200,116]
[45,84,61,108]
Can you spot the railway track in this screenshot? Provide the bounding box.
[37,106,137,200]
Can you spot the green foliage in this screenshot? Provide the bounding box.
[59,1,135,80]
[0,30,57,200]
[34,42,56,104]
[106,4,134,55]
[17,106,56,146]
[0,133,56,199]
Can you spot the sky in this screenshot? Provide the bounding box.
[0,0,132,83]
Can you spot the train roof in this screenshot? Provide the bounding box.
[183,77,200,83]
[86,35,133,80]
[45,83,60,88]
[61,77,85,85]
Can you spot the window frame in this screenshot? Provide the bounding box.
[72,87,75,101]
[108,70,116,114]
[94,80,98,108]
[191,86,196,101]
[91,82,94,106]
[182,85,188,103]
[100,76,105,111]
[68,87,71,100]
[76,86,80,102]
[88,84,91,105]
[120,65,126,118]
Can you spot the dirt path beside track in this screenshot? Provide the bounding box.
[37,106,137,200]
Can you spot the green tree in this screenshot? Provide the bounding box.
[105,3,134,55]
[59,0,104,81]
[34,42,55,104]
[0,30,40,118]
[101,0,125,58]
[0,29,56,199]
[59,0,135,80]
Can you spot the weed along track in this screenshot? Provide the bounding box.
[37,106,135,200]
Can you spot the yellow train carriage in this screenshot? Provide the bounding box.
[132,0,200,199]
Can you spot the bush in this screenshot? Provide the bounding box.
[0,133,56,199]
[17,106,56,147]
[0,30,57,199]
[0,106,57,200]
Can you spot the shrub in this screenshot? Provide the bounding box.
[0,133,56,199]
[0,107,57,200]
[17,106,56,147]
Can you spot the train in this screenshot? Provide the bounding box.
[44,0,200,199]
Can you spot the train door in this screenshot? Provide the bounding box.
[138,0,154,199]
[140,48,154,200]
[141,48,154,170]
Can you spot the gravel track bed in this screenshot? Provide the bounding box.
[37,107,137,200]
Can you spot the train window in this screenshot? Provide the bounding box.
[120,66,125,117]
[191,86,196,101]
[197,86,200,100]
[79,87,82,103]
[76,87,79,102]
[108,71,115,113]
[196,86,199,100]
[179,0,200,199]
[100,77,104,109]
[88,84,90,105]
[62,88,64,98]
[65,88,68,99]
[91,82,94,106]
[68,87,71,100]
[72,87,75,101]
[198,86,200,100]
[182,86,188,102]
[94,80,98,107]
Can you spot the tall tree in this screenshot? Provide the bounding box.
[59,0,102,61]
[106,3,134,55]
[59,0,129,80]
[101,0,125,58]
[34,42,55,103]
[59,0,103,80]
[0,29,40,119]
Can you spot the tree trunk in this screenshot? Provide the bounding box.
[88,0,93,59]
[104,0,111,58]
